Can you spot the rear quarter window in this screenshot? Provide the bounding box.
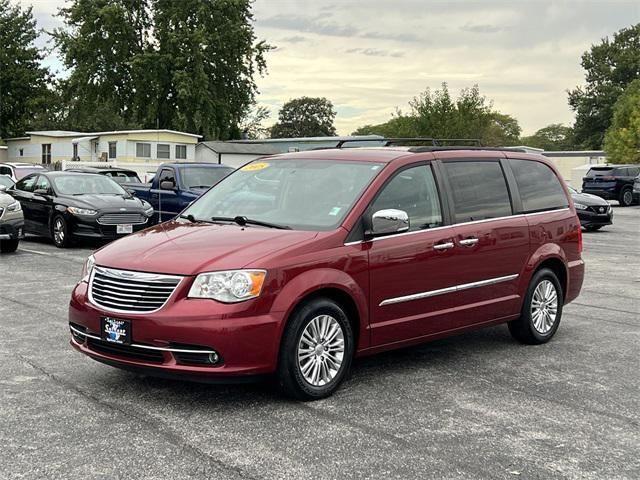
[510,159,568,213]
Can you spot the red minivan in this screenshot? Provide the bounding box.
[69,145,585,399]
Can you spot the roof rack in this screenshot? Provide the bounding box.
[408,146,527,153]
[334,137,483,148]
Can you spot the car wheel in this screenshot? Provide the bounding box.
[277,298,354,400]
[0,239,19,253]
[508,268,563,345]
[619,188,633,207]
[52,215,71,248]
[585,225,602,231]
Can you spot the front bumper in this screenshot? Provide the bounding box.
[0,217,25,240]
[68,281,283,380]
[582,188,617,200]
[70,216,150,240]
[577,208,613,227]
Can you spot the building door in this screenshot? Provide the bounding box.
[41,144,51,165]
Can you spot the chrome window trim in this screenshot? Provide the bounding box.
[88,266,183,315]
[344,208,570,246]
[69,324,216,354]
[379,274,519,306]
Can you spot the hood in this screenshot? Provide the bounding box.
[94,220,318,275]
[60,194,149,211]
[0,192,17,208]
[571,192,609,206]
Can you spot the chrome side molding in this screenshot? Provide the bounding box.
[379,274,519,306]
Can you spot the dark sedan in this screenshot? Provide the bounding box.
[567,184,613,231]
[8,172,154,248]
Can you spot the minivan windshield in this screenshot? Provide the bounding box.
[183,159,384,230]
[53,174,128,196]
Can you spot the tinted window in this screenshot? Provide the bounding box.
[15,175,37,192]
[586,167,614,177]
[34,175,51,193]
[52,175,127,196]
[444,161,512,223]
[0,166,11,175]
[158,168,175,186]
[181,167,234,190]
[625,167,639,177]
[510,159,568,213]
[370,164,442,231]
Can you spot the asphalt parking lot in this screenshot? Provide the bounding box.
[1,206,638,480]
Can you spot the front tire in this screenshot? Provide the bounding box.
[52,215,71,248]
[0,239,19,253]
[277,298,354,400]
[508,268,563,345]
[619,187,633,207]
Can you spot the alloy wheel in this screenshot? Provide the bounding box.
[297,314,345,387]
[623,190,632,206]
[530,280,558,334]
[53,219,65,245]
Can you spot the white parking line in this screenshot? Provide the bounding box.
[18,248,55,256]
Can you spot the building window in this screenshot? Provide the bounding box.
[157,144,170,159]
[109,142,117,159]
[41,144,52,164]
[73,143,78,160]
[136,143,151,158]
[19,148,24,157]
[175,144,187,159]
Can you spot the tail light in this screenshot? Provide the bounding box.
[576,215,583,253]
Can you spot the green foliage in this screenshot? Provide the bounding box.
[270,97,337,138]
[568,23,640,149]
[604,79,640,164]
[240,105,271,139]
[0,0,55,138]
[52,0,269,138]
[352,83,521,146]
[520,124,576,151]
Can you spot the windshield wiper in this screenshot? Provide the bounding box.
[179,214,211,224]
[210,216,291,230]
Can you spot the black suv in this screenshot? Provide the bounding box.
[582,165,640,206]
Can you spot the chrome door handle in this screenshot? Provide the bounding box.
[433,242,454,251]
[459,238,479,247]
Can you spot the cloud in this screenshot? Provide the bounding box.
[281,35,309,44]
[460,23,506,34]
[346,48,404,58]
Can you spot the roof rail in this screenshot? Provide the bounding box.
[408,146,527,153]
[334,137,483,148]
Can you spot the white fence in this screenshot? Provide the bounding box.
[61,160,162,183]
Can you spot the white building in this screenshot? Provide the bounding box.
[196,141,282,168]
[4,130,202,165]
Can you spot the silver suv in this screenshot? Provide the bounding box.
[0,185,24,253]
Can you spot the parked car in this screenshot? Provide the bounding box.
[7,172,154,248]
[68,146,584,400]
[633,175,640,205]
[0,162,46,182]
[582,164,640,206]
[0,183,24,253]
[65,166,142,184]
[128,162,234,223]
[567,184,613,231]
[0,174,15,190]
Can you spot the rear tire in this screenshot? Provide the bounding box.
[619,187,633,207]
[508,268,563,345]
[277,298,354,400]
[0,239,19,253]
[52,215,71,248]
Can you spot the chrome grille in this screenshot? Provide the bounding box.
[89,266,182,313]
[97,213,147,225]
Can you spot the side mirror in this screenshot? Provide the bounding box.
[160,180,175,190]
[368,209,409,237]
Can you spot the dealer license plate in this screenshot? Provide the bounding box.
[117,224,133,234]
[101,317,131,345]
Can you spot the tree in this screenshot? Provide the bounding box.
[568,24,640,149]
[520,124,576,151]
[240,105,270,139]
[270,97,336,138]
[351,83,521,146]
[0,0,55,138]
[604,79,640,164]
[52,0,269,138]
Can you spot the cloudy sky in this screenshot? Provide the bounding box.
[17,0,640,135]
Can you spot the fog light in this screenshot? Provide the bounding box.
[208,352,219,364]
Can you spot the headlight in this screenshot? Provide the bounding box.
[574,203,588,210]
[188,270,266,303]
[68,207,98,216]
[7,201,21,212]
[80,254,96,283]
[144,205,154,217]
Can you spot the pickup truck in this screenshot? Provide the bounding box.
[128,162,234,223]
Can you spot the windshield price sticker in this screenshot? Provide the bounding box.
[242,162,270,172]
